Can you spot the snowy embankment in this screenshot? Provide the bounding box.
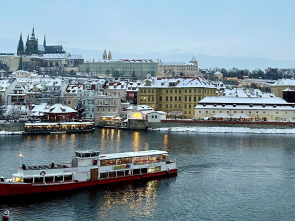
[150,127,295,134]
[0,131,23,135]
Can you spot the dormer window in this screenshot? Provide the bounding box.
[250,104,253,107]
[233,104,236,107]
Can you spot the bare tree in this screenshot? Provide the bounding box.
[168,111,183,119]
[5,105,23,122]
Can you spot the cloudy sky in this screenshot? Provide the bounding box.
[1,0,295,70]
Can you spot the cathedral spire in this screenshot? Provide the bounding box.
[17,33,24,55]
[31,26,36,40]
[103,49,107,60]
[43,35,46,47]
[108,50,112,60]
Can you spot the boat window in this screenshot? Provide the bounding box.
[117,171,125,177]
[23,178,33,183]
[148,168,155,173]
[64,175,72,181]
[55,176,63,182]
[45,176,54,183]
[35,177,44,183]
[109,172,116,178]
[100,172,108,179]
[120,158,132,164]
[141,168,147,174]
[133,169,140,175]
[133,156,149,164]
[155,166,161,172]
[101,159,116,166]
[125,170,132,176]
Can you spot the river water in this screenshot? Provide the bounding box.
[0,128,295,221]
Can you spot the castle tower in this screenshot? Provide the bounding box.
[25,27,39,55]
[17,33,24,55]
[108,50,112,60]
[102,49,107,60]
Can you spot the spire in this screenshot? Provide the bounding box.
[108,50,112,60]
[43,35,46,47]
[103,49,107,60]
[17,33,24,55]
[31,26,36,40]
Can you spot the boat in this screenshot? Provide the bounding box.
[2,210,9,220]
[0,150,177,197]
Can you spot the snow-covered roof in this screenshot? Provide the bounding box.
[199,96,288,105]
[139,77,215,88]
[99,150,168,160]
[127,105,154,111]
[272,79,295,86]
[222,88,274,98]
[43,54,67,59]
[44,103,77,114]
[283,87,294,92]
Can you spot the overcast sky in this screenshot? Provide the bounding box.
[1,0,295,70]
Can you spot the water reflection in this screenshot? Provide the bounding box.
[133,132,140,152]
[99,180,159,219]
[163,134,169,151]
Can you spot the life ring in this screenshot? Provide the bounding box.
[40,171,46,176]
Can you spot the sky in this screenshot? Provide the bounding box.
[1,0,295,70]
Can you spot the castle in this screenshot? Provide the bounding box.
[17,27,65,56]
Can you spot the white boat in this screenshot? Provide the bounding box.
[0,150,177,197]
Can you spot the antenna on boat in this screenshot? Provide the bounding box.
[18,153,24,168]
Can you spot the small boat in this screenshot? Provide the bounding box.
[2,210,9,220]
[0,150,177,197]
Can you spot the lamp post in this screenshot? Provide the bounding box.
[18,153,24,168]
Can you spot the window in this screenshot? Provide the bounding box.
[159,96,162,101]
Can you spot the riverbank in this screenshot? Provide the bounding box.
[149,126,295,134]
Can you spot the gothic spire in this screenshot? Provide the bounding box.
[108,50,112,60]
[103,49,107,60]
[17,33,24,55]
[43,35,46,46]
[31,26,36,40]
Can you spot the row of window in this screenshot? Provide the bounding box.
[139,88,215,94]
[198,110,294,115]
[100,166,161,179]
[17,175,73,184]
[159,104,196,109]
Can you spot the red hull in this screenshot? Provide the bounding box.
[0,169,177,197]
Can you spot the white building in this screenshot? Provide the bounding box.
[157,56,199,77]
[194,96,295,121]
[127,105,154,120]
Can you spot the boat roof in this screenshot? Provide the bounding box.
[99,150,168,160]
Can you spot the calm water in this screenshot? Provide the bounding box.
[0,128,295,221]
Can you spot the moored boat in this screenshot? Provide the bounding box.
[2,210,9,220]
[0,150,177,197]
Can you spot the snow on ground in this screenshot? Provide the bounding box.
[0,131,23,135]
[150,127,295,134]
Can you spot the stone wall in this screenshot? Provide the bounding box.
[148,120,295,129]
[0,123,25,132]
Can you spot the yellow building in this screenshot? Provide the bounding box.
[270,79,295,98]
[137,77,217,119]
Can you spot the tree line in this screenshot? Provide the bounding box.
[206,67,295,80]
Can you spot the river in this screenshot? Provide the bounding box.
[0,128,295,221]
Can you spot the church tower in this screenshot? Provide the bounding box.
[108,50,112,60]
[103,49,107,60]
[17,33,24,55]
[25,27,39,55]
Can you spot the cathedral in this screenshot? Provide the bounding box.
[17,27,65,56]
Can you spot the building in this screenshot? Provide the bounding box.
[270,79,295,98]
[194,96,295,121]
[137,77,217,119]
[157,56,199,77]
[79,58,158,80]
[94,95,121,125]
[17,27,65,56]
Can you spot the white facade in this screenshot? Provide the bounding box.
[194,96,295,121]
